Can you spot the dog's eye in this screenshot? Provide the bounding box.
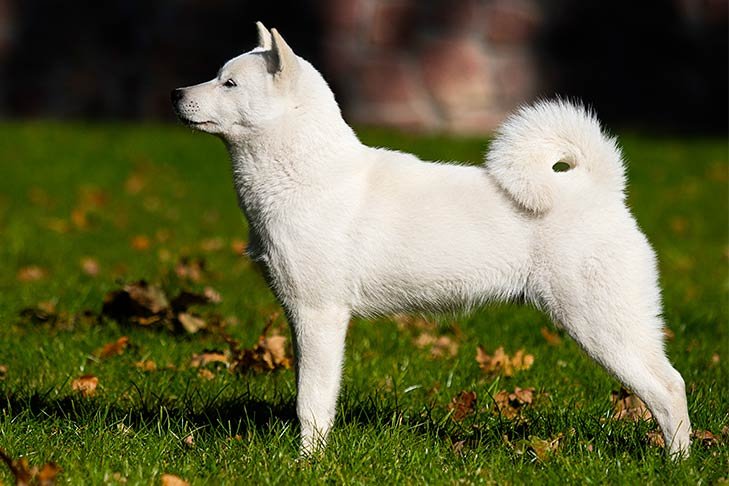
[223,79,237,88]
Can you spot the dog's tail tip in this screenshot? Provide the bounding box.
[485,98,626,213]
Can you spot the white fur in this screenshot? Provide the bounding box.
[173,24,691,458]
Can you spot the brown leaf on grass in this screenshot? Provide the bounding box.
[611,387,652,421]
[80,257,100,277]
[102,281,170,322]
[476,346,534,377]
[103,281,221,334]
[197,369,215,380]
[130,235,151,251]
[226,317,293,373]
[692,429,720,447]
[492,387,535,419]
[70,207,89,230]
[392,314,436,332]
[647,430,665,448]
[190,351,230,368]
[36,462,62,485]
[514,434,563,462]
[182,434,194,448]
[0,364,7,381]
[203,287,222,304]
[540,327,562,346]
[170,290,216,312]
[174,257,205,282]
[448,391,477,421]
[71,375,99,397]
[17,266,47,282]
[124,173,146,194]
[19,301,58,325]
[711,353,720,366]
[200,237,224,252]
[231,239,247,255]
[0,448,62,486]
[160,474,190,486]
[94,336,130,359]
[177,313,207,334]
[414,333,459,358]
[134,360,157,372]
[662,327,675,341]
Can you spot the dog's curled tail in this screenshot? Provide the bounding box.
[485,99,626,213]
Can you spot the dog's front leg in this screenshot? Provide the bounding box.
[288,305,351,456]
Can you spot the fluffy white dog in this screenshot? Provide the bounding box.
[172,22,691,458]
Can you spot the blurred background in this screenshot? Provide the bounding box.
[0,0,726,134]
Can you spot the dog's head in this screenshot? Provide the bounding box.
[171,22,303,139]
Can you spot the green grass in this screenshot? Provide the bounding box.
[0,122,727,485]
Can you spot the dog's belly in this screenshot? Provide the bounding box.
[349,217,531,316]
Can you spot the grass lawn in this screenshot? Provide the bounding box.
[0,122,727,484]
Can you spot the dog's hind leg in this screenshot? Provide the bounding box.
[287,305,351,457]
[542,256,691,458]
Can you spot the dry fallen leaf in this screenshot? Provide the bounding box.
[95,336,130,359]
[476,346,534,377]
[71,375,99,397]
[0,448,62,486]
[227,318,293,373]
[647,430,665,448]
[134,360,157,372]
[692,429,720,447]
[492,387,535,419]
[448,390,477,422]
[174,257,205,282]
[102,281,170,323]
[160,474,190,486]
[711,353,720,366]
[515,434,563,461]
[37,462,62,486]
[200,237,224,252]
[197,369,215,380]
[130,235,150,251]
[393,314,436,332]
[177,313,207,334]
[203,287,222,304]
[182,434,194,447]
[124,172,146,194]
[0,364,6,381]
[16,266,47,282]
[611,387,652,421]
[231,239,247,255]
[414,333,459,358]
[540,326,562,346]
[662,327,675,341]
[80,257,100,277]
[190,351,230,368]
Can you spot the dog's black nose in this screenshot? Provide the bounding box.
[171,88,184,103]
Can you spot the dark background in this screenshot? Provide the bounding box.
[0,0,726,133]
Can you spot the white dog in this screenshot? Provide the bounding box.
[172,22,691,458]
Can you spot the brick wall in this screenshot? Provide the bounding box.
[320,0,542,133]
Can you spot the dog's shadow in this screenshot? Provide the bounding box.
[1,386,651,458]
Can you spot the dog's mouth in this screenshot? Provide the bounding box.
[179,117,218,129]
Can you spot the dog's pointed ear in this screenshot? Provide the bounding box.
[268,28,299,79]
[256,21,272,50]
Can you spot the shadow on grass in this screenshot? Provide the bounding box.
[0,385,670,461]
